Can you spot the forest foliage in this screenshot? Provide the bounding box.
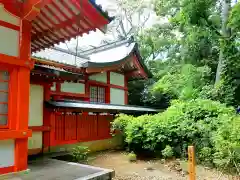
[129,0,240,107]
[115,0,240,174]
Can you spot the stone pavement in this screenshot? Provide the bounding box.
[0,159,114,180]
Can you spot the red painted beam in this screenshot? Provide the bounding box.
[29,126,50,131]
[0,54,34,69]
[125,70,141,78]
[0,130,32,140]
[0,1,22,16]
[22,0,53,21]
[0,20,20,31]
[0,166,14,175]
[88,80,128,90]
[51,91,88,98]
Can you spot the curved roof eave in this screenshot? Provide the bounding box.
[82,43,152,78]
[89,0,115,22]
[133,44,153,78]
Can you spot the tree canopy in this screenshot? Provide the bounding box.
[127,0,240,108]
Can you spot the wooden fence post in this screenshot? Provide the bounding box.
[188,146,196,180]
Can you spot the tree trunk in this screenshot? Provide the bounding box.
[215,0,231,85]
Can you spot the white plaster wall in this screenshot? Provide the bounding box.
[89,72,107,83]
[110,72,125,86]
[28,132,42,150]
[110,88,125,105]
[0,5,20,57]
[51,82,56,91]
[29,85,43,126]
[0,26,19,57]
[0,4,20,26]
[61,82,85,94]
[0,140,14,168]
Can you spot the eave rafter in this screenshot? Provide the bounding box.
[32,57,86,73]
[32,15,91,45]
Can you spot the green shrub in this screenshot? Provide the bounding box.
[70,146,89,162]
[198,147,213,166]
[112,99,238,171]
[162,145,174,158]
[111,114,135,133]
[127,152,137,162]
[212,116,240,173]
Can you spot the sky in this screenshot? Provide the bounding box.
[34,0,158,63]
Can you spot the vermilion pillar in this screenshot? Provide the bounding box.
[0,4,33,174]
[14,19,32,172]
[124,75,128,105]
[43,84,51,152]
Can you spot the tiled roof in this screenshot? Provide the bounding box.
[33,41,152,79]
[46,100,159,113]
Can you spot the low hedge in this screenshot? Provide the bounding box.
[111,99,239,173]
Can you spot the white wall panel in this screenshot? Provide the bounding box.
[51,82,56,91]
[28,132,42,150]
[29,85,43,126]
[89,72,107,83]
[61,82,85,94]
[0,26,19,57]
[110,88,125,105]
[0,140,14,168]
[110,72,125,86]
[0,5,20,26]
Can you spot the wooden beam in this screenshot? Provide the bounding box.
[32,57,85,73]
[29,126,50,131]
[0,130,32,140]
[0,166,14,175]
[51,91,88,98]
[125,70,141,78]
[86,63,124,74]
[22,0,52,21]
[88,80,128,91]
[0,54,34,69]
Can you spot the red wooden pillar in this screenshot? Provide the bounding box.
[43,84,51,152]
[14,67,31,172]
[106,72,110,104]
[124,75,128,105]
[14,19,32,172]
[53,82,61,100]
[84,75,90,102]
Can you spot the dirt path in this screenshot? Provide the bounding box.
[88,150,231,180]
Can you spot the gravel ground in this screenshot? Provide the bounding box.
[113,175,183,180]
[88,150,235,180]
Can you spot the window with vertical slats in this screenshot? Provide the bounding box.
[90,86,97,102]
[0,70,9,127]
[90,86,105,103]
